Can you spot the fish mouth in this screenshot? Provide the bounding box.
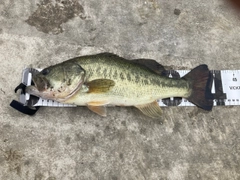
[25,76,50,98]
[32,76,50,92]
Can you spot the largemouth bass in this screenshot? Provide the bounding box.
[26,53,213,118]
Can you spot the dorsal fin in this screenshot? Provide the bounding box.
[97,53,166,76]
[131,59,166,75]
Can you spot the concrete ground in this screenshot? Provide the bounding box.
[1,0,240,179]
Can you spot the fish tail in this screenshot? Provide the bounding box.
[182,65,213,111]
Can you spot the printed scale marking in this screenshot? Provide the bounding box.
[19,68,240,107]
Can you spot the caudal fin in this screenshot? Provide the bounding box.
[182,65,213,111]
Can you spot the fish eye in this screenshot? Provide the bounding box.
[41,68,50,75]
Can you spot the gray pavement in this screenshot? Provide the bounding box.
[1,0,240,179]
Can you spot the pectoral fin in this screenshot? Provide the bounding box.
[135,101,163,118]
[86,79,115,93]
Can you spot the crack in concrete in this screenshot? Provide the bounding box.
[0,88,5,94]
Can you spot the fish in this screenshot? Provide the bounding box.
[26,53,213,118]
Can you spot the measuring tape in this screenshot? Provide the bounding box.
[10,68,240,115]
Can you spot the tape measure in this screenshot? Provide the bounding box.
[10,68,240,115]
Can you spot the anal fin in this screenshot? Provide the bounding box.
[135,101,162,118]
